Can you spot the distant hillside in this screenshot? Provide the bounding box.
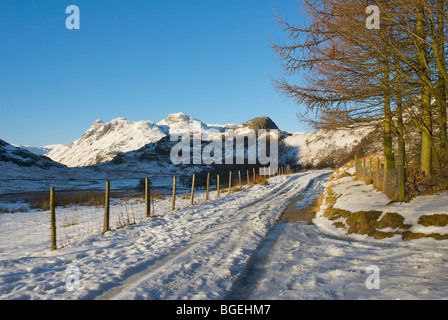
[281,126,378,169]
[13,144,67,156]
[0,114,378,194]
[0,139,66,169]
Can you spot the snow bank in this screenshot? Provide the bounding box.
[314,170,448,244]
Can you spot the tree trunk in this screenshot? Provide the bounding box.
[435,0,448,153]
[383,62,395,185]
[416,4,433,178]
[420,86,433,178]
[396,82,406,201]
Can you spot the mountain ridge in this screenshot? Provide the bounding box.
[45,113,285,168]
[1,112,376,173]
[0,113,377,194]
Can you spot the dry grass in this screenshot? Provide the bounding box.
[322,185,351,222]
[28,190,167,211]
[345,210,383,236]
[231,186,242,193]
[123,192,165,201]
[150,192,166,201]
[377,212,411,230]
[354,154,448,203]
[322,179,448,241]
[180,193,192,200]
[116,204,136,229]
[0,205,28,213]
[418,214,448,227]
[29,191,107,210]
[402,231,448,241]
[254,176,269,186]
[62,217,79,228]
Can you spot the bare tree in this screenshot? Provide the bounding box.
[273,0,448,199]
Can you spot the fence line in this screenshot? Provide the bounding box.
[354,156,401,200]
[0,166,292,260]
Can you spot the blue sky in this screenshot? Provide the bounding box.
[0,0,307,146]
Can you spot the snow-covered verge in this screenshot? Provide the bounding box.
[233,168,448,300]
[237,220,448,299]
[314,167,448,243]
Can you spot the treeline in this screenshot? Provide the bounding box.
[273,0,448,200]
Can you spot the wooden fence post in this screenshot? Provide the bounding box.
[172,176,176,211]
[363,158,366,178]
[217,174,220,199]
[247,170,249,186]
[145,177,151,218]
[238,170,242,189]
[50,187,56,251]
[206,172,210,201]
[355,155,358,176]
[190,174,195,205]
[383,159,388,189]
[253,168,256,183]
[397,140,406,201]
[103,180,110,234]
[228,171,232,194]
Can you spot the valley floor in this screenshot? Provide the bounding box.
[1,169,448,300]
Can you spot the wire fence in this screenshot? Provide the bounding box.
[354,156,400,200]
[0,166,291,261]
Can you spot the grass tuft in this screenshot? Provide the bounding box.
[418,214,448,227]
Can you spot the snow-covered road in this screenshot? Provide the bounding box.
[1,170,448,300]
[96,170,330,300]
[0,170,328,299]
[228,222,448,300]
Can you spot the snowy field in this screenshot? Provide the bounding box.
[1,170,448,300]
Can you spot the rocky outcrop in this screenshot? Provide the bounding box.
[242,116,279,132]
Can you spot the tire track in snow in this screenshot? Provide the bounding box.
[225,175,329,300]
[96,170,331,300]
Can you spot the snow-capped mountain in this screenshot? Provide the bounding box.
[46,117,168,167]
[3,112,377,172]
[0,112,377,194]
[42,112,377,170]
[45,113,282,168]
